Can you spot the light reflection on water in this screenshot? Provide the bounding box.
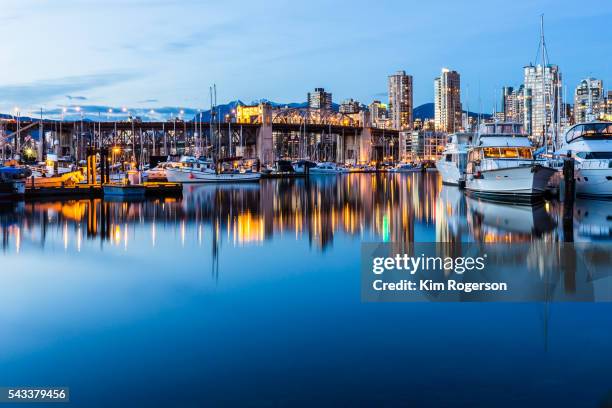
[0,173,591,257]
[1,173,612,407]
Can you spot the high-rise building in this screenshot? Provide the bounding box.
[501,85,528,124]
[368,100,390,128]
[434,68,462,132]
[388,70,413,130]
[523,64,562,142]
[501,86,516,121]
[339,98,361,114]
[573,78,604,123]
[307,88,332,110]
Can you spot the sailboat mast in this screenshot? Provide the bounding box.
[209,86,214,160]
[539,14,550,151]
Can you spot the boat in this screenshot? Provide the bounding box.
[556,122,612,197]
[389,162,421,173]
[143,161,182,182]
[292,160,317,174]
[308,162,349,174]
[465,123,557,201]
[166,156,261,183]
[103,183,146,199]
[436,132,472,185]
[0,166,30,199]
[27,170,84,188]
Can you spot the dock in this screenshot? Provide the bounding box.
[25,182,183,201]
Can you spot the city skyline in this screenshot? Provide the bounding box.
[0,0,610,117]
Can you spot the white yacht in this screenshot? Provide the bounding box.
[166,156,261,183]
[436,132,472,185]
[465,123,557,200]
[556,122,612,197]
[308,162,349,174]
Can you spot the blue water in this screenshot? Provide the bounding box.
[1,173,611,407]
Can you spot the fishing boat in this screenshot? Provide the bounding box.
[465,123,557,200]
[143,161,182,182]
[166,156,261,183]
[308,162,349,174]
[556,122,612,197]
[0,166,30,199]
[436,132,472,185]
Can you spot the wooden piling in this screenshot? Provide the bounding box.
[562,156,575,242]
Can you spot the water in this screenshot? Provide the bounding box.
[1,173,611,407]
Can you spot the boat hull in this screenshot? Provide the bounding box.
[103,184,146,198]
[308,168,349,175]
[575,167,612,197]
[466,165,556,200]
[0,180,25,199]
[28,171,84,188]
[436,160,463,185]
[389,167,421,173]
[166,168,261,183]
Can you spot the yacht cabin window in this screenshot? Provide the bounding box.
[479,147,533,160]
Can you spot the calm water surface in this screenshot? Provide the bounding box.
[1,173,611,407]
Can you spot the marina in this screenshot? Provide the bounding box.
[1,1,612,405]
[1,172,611,406]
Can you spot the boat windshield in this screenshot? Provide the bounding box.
[482,147,533,159]
[565,123,612,143]
[479,123,524,135]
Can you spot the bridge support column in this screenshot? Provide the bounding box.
[359,127,372,164]
[257,103,274,165]
[399,131,409,162]
[335,133,344,163]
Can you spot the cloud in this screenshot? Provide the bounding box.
[158,20,241,53]
[0,72,138,106]
[42,104,200,121]
[137,99,159,103]
[66,95,88,100]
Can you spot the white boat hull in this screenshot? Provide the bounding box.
[466,165,556,199]
[436,160,462,185]
[309,169,349,174]
[389,166,421,173]
[166,168,261,183]
[575,167,612,197]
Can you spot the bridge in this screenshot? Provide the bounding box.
[0,103,402,164]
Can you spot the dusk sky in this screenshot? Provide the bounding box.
[1,0,611,118]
